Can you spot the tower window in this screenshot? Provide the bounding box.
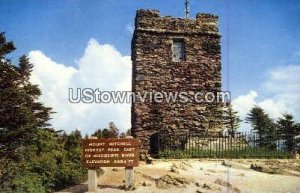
[172,39,185,62]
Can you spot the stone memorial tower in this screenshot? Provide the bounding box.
[131,9,222,155]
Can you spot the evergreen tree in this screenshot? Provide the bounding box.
[246,106,277,149]
[92,128,104,138]
[119,128,132,138]
[65,129,82,152]
[277,114,300,152]
[296,123,300,151]
[223,103,241,136]
[126,128,132,136]
[108,121,119,138]
[101,128,108,138]
[0,32,52,159]
[0,32,87,192]
[119,132,126,138]
[92,122,120,139]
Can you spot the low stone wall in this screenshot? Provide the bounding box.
[186,137,249,150]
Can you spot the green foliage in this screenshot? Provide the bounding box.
[0,32,52,159]
[119,128,132,138]
[246,106,300,153]
[92,122,120,138]
[246,106,277,149]
[107,122,119,138]
[9,172,46,193]
[277,114,300,152]
[159,147,291,159]
[0,128,87,192]
[0,32,87,192]
[0,32,16,60]
[92,128,104,138]
[223,103,241,136]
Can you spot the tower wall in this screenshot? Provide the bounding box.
[131,9,222,154]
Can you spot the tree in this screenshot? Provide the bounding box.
[119,132,126,138]
[108,122,119,138]
[296,123,300,151]
[277,114,300,152]
[92,122,120,138]
[0,32,87,192]
[119,128,132,138]
[126,128,132,136]
[92,128,104,138]
[0,32,52,159]
[246,106,277,149]
[223,103,241,136]
[64,129,82,153]
[101,128,110,138]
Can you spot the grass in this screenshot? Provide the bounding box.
[158,147,291,159]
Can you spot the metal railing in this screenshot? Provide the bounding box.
[152,130,297,159]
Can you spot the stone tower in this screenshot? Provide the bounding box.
[131,9,222,154]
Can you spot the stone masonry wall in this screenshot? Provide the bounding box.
[131,9,222,155]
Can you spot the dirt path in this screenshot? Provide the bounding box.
[58,159,300,193]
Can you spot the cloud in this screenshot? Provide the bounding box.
[126,23,134,34]
[264,65,300,94]
[232,65,300,131]
[232,90,257,119]
[28,38,300,134]
[29,39,131,134]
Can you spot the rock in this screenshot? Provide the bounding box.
[214,179,241,193]
[250,164,263,172]
[193,121,201,127]
[175,177,191,185]
[119,185,125,190]
[157,180,169,189]
[195,182,200,187]
[112,168,119,171]
[140,153,147,161]
[202,183,211,190]
[156,174,192,189]
[182,161,193,168]
[122,184,136,191]
[250,163,285,175]
[125,184,136,191]
[170,124,177,130]
[207,169,216,173]
[171,162,192,171]
[96,168,104,176]
[222,160,232,167]
[142,181,152,187]
[146,155,154,164]
[170,166,180,174]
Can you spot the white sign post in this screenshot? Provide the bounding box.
[125,166,134,190]
[87,136,98,193]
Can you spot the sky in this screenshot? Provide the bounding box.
[0,0,300,134]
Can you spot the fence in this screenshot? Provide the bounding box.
[153,130,297,159]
